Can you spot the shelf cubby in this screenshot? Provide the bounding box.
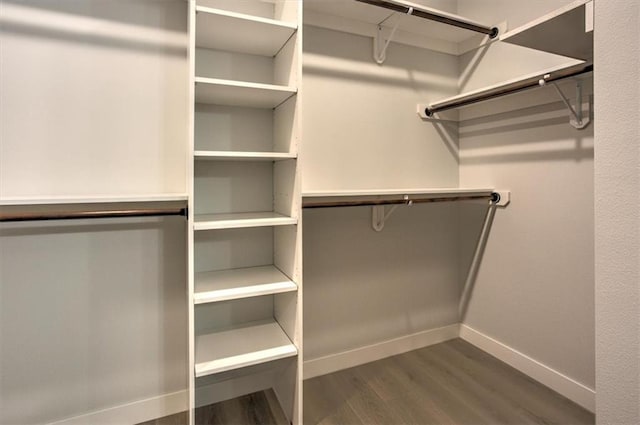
[195,319,297,377]
[194,96,297,154]
[196,6,297,57]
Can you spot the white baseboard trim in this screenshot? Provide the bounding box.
[459,324,595,413]
[47,390,187,425]
[303,324,460,380]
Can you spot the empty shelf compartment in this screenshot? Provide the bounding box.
[196,6,297,57]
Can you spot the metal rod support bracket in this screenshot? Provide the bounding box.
[372,197,409,231]
[373,7,413,64]
[539,75,590,129]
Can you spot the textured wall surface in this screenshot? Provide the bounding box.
[594,1,640,423]
[456,0,595,399]
[302,25,462,362]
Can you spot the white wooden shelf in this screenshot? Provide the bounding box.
[420,61,592,117]
[194,265,297,304]
[500,0,593,61]
[195,6,297,57]
[0,194,188,206]
[195,77,296,108]
[194,212,297,230]
[194,151,296,162]
[195,319,297,377]
[303,188,494,198]
[304,0,497,56]
[303,188,497,208]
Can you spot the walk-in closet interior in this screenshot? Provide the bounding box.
[1,1,638,424]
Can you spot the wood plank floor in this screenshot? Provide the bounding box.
[304,339,594,425]
[138,389,288,425]
[141,338,594,425]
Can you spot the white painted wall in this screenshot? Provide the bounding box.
[0,217,187,424]
[0,1,189,423]
[457,0,595,395]
[0,0,188,198]
[301,25,459,192]
[594,1,640,423]
[301,25,462,365]
[304,204,461,361]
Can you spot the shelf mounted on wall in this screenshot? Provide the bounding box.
[354,0,499,64]
[303,189,510,232]
[417,0,594,129]
[417,62,593,129]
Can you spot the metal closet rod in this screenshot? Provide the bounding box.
[0,207,188,222]
[354,0,499,38]
[425,63,594,116]
[303,193,500,209]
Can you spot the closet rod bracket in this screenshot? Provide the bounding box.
[539,75,590,129]
[492,190,510,207]
[372,198,407,231]
[373,6,414,64]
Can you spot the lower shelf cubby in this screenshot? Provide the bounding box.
[194,388,289,425]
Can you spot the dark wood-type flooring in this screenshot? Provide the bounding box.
[305,339,593,425]
[138,389,288,425]
[140,339,594,425]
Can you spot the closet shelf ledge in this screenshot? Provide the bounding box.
[500,0,593,61]
[0,194,188,206]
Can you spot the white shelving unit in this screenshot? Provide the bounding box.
[188,1,302,424]
[303,188,495,198]
[419,0,594,120]
[303,0,499,56]
[0,194,188,206]
[196,6,297,56]
[194,77,296,108]
[419,61,592,118]
[195,266,297,304]
[194,151,296,161]
[500,0,593,61]
[194,212,297,230]
[195,320,297,377]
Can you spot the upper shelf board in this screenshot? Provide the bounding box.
[195,6,297,57]
[194,151,296,161]
[195,77,296,108]
[194,265,297,304]
[195,319,297,377]
[303,188,495,207]
[194,212,297,230]
[422,61,592,115]
[303,188,494,198]
[0,194,188,206]
[304,0,496,44]
[500,0,593,61]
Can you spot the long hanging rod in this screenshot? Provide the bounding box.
[354,0,499,38]
[303,193,499,209]
[0,207,188,222]
[425,62,593,116]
